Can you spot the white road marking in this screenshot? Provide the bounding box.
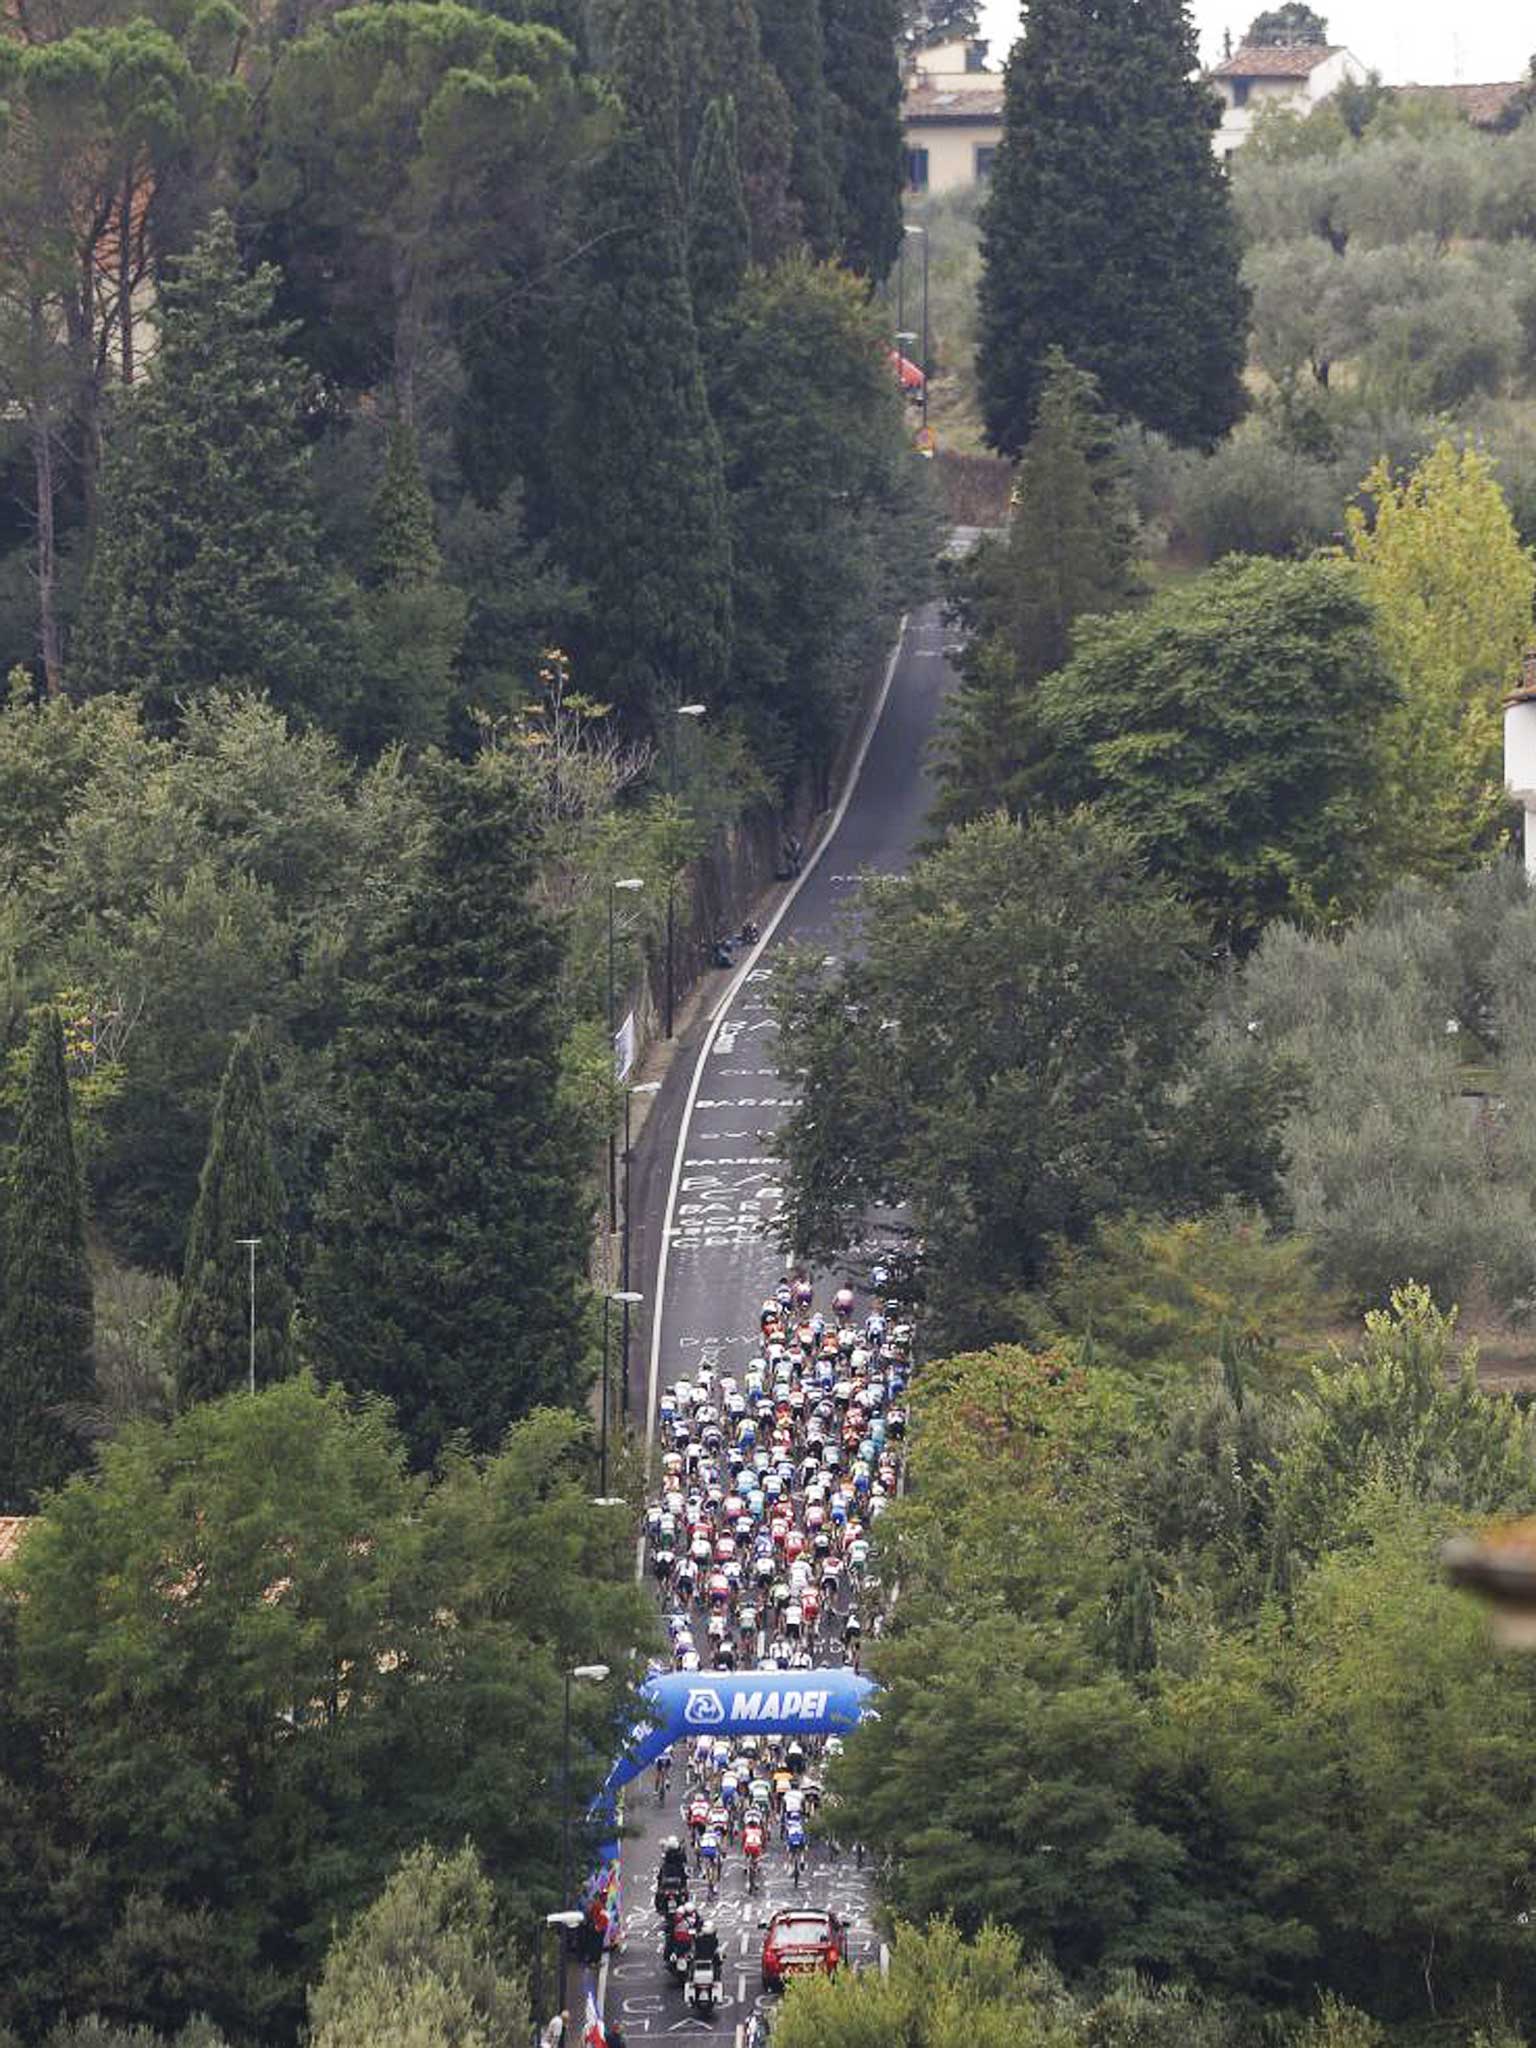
[641,598,907,1455]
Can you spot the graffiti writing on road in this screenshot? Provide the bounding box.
[614,1847,876,2036]
[670,1159,784,1255]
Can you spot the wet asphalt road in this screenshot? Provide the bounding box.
[612,602,956,2045]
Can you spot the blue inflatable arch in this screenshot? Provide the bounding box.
[603,1666,876,1805]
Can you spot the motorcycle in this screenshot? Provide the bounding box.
[662,1911,696,1984]
[655,1877,689,1921]
[686,1952,722,2013]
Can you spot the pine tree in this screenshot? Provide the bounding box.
[0,1008,93,1509]
[350,423,468,756]
[976,0,1249,453]
[1112,1555,1159,1678]
[305,757,591,1468]
[823,0,905,281]
[688,97,752,340]
[558,0,732,724]
[72,211,336,730]
[934,350,1140,831]
[370,423,442,587]
[173,1027,294,1409]
[756,0,843,256]
[697,0,800,262]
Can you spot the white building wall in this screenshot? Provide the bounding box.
[1211,48,1367,155]
[908,122,1002,194]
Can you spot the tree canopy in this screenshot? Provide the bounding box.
[1245,3,1328,44]
[306,757,591,1466]
[977,0,1249,452]
[1031,555,1396,948]
[71,213,336,731]
[772,810,1291,1347]
[0,1007,93,1510]
[934,349,1141,833]
[2,1383,650,2040]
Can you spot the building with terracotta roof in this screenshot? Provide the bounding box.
[1208,40,1367,156]
[1391,80,1528,130]
[901,38,1004,195]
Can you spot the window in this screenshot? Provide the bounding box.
[964,41,987,72]
[974,144,997,180]
[1231,77,1250,106]
[905,146,929,192]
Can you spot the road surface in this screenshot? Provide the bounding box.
[612,601,956,2045]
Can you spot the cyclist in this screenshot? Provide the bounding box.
[741,1807,766,1892]
[654,1751,674,1804]
[770,1753,794,1818]
[698,1824,723,1898]
[686,1790,710,1859]
[785,1810,808,1887]
[781,1780,806,1843]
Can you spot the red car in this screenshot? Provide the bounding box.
[760,1907,846,1990]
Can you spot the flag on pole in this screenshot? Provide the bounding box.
[583,1985,607,2048]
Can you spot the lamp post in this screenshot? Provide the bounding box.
[624,1080,662,1420]
[665,704,707,1039]
[234,1237,261,1395]
[600,1291,643,1495]
[560,1662,611,1911]
[542,1907,586,2048]
[903,223,929,432]
[896,233,905,362]
[606,878,645,1229]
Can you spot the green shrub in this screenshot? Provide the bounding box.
[1169,433,1338,559]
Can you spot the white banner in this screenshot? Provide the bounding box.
[613,1010,637,1083]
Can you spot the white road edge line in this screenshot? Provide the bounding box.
[640,610,913,1481]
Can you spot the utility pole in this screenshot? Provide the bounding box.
[235,1237,261,1395]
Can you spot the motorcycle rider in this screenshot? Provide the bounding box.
[656,1836,689,1911]
[687,1919,722,2008]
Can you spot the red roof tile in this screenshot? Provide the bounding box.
[1211,41,1341,78]
[1393,81,1527,128]
[903,78,1005,122]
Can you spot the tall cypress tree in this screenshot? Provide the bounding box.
[822,0,905,281]
[173,1027,294,1409]
[934,349,1140,830]
[350,422,467,756]
[697,0,800,262]
[305,757,590,1468]
[977,0,1249,453]
[72,211,336,730]
[688,97,752,342]
[559,0,732,724]
[756,0,842,257]
[0,1009,92,1509]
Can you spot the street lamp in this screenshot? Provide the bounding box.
[903,223,930,432]
[601,1291,644,1495]
[540,1908,588,2048]
[624,1079,662,1418]
[607,877,645,1229]
[665,704,707,1039]
[234,1237,261,1396]
[560,1662,611,1917]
